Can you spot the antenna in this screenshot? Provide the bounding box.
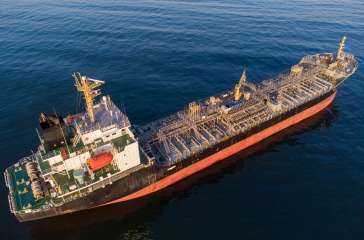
[73,73,104,123]
[53,107,71,179]
[35,128,45,152]
[238,68,247,86]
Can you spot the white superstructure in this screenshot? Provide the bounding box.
[30,75,142,201]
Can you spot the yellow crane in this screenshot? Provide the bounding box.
[234,69,247,101]
[73,72,104,123]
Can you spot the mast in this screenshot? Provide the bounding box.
[73,73,104,123]
[337,36,346,61]
[234,68,247,101]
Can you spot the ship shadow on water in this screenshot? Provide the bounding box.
[27,105,339,240]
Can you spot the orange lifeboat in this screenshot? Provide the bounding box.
[87,152,113,171]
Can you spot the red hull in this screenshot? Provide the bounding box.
[101,92,336,206]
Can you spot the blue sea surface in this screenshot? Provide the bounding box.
[0,0,363,239]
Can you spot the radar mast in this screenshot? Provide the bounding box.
[234,68,247,101]
[73,73,104,123]
[337,36,346,61]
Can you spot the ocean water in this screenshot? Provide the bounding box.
[0,0,363,239]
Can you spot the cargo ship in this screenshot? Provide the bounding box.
[4,37,357,222]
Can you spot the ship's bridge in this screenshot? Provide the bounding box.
[74,96,131,145]
[76,97,130,132]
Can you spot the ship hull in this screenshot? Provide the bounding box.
[16,90,336,222]
[106,91,337,204]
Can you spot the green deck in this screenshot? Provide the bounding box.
[94,164,118,180]
[37,157,51,174]
[112,134,134,151]
[52,170,76,194]
[7,134,135,212]
[7,164,49,211]
[36,141,85,174]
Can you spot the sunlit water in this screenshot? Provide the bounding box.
[0,0,363,239]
